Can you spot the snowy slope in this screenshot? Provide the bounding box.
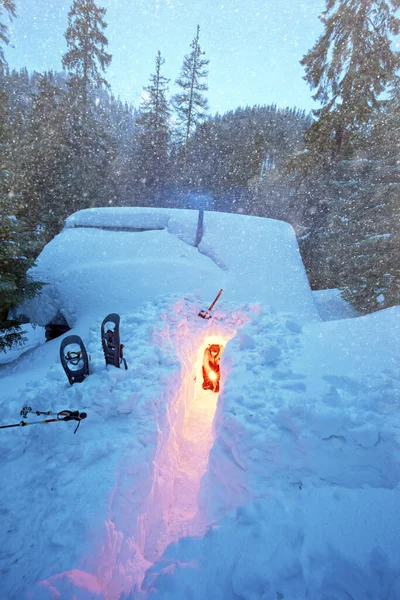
[0,208,399,600]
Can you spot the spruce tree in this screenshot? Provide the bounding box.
[17,73,72,240]
[292,0,400,304]
[136,51,171,203]
[185,105,310,213]
[172,25,209,168]
[106,97,138,206]
[336,90,400,312]
[0,91,42,352]
[0,0,43,351]
[62,0,111,115]
[0,196,43,352]
[301,0,400,160]
[62,0,112,210]
[0,0,16,67]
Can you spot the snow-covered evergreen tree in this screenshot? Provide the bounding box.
[0,91,42,352]
[0,0,16,67]
[62,0,111,115]
[16,73,72,239]
[135,51,171,203]
[187,105,309,214]
[292,0,400,311]
[172,25,209,167]
[0,198,43,352]
[337,89,400,312]
[301,0,400,161]
[62,0,113,210]
[105,97,139,206]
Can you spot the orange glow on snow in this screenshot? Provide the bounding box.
[144,333,232,562]
[166,335,231,531]
[35,325,238,600]
[38,569,103,597]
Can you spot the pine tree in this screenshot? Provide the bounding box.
[172,25,209,168]
[185,105,310,214]
[301,0,400,160]
[0,91,42,352]
[16,73,72,240]
[0,0,16,67]
[291,0,400,304]
[367,77,400,160]
[0,197,43,352]
[62,0,111,115]
[62,0,112,211]
[0,0,42,351]
[336,90,400,312]
[136,51,171,203]
[106,97,139,206]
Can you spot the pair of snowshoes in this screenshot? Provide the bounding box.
[60,313,128,386]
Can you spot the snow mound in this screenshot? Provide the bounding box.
[295,304,400,387]
[0,324,45,365]
[66,206,199,246]
[17,207,319,327]
[313,288,360,321]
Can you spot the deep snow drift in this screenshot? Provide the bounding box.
[0,208,399,600]
[16,207,319,327]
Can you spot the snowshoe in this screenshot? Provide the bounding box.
[60,335,89,385]
[101,313,128,370]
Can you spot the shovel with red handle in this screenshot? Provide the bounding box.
[198,289,223,319]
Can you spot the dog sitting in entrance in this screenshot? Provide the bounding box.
[202,344,223,393]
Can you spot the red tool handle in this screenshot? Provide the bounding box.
[208,289,223,311]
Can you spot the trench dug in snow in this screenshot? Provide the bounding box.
[37,329,237,599]
[142,333,231,566]
[87,322,240,600]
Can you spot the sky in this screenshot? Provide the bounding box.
[5,0,326,116]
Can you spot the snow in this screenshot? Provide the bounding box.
[0,207,399,600]
[0,324,45,365]
[16,207,320,327]
[313,288,360,320]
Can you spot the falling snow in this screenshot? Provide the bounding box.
[1,207,399,599]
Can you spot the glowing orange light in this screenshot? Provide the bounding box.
[208,370,218,382]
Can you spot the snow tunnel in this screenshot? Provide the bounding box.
[45,311,71,341]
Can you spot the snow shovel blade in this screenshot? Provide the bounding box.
[198,289,223,319]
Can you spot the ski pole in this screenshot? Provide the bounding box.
[20,406,52,418]
[0,410,87,434]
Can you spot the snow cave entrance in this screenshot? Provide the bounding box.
[143,334,231,563]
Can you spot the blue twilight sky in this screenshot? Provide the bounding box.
[6,0,326,115]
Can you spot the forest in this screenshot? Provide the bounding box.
[0,0,399,350]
